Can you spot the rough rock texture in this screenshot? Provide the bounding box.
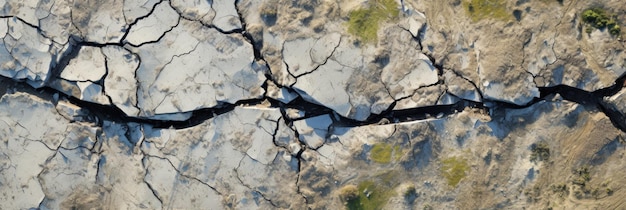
[2,0,626,209]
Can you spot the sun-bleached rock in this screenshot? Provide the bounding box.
[102,46,140,116]
[283,33,341,77]
[0,92,99,209]
[96,121,163,209]
[132,19,265,119]
[293,114,333,149]
[143,156,222,209]
[123,0,162,24]
[170,0,215,24]
[0,17,61,88]
[70,0,127,43]
[211,0,242,32]
[140,107,304,209]
[38,148,100,209]
[380,28,439,100]
[444,70,482,102]
[125,1,180,46]
[60,46,107,82]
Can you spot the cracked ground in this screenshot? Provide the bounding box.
[2,0,626,209]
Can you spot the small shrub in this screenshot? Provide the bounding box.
[551,183,569,197]
[403,185,417,198]
[581,7,621,36]
[530,142,550,162]
[572,166,592,192]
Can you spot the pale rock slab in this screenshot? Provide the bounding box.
[211,0,242,32]
[398,8,427,38]
[236,150,300,208]
[266,80,298,103]
[102,46,140,116]
[60,46,106,82]
[76,81,111,105]
[393,84,447,110]
[0,17,61,88]
[123,0,162,24]
[50,46,111,105]
[170,0,215,24]
[444,70,482,102]
[283,33,341,77]
[143,156,222,210]
[380,28,439,100]
[293,59,352,118]
[133,19,265,119]
[293,114,333,149]
[38,148,100,210]
[97,121,163,209]
[125,1,180,46]
[71,0,127,43]
[0,138,53,209]
[54,100,92,122]
[0,0,44,26]
[37,0,76,44]
[140,107,303,209]
[0,93,69,149]
[0,93,97,209]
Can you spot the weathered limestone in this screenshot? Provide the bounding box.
[133,19,265,119]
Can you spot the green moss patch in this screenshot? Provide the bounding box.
[582,8,621,36]
[463,0,511,22]
[346,171,399,210]
[347,0,399,43]
[441,156,470,187]
[370,143,403,164]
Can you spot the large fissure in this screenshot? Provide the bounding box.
[2,71,626,132]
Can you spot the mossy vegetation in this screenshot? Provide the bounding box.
[581,7,621,36]
[345,171,399,210]
[347,0,399,43]
[530,141,550,162]
[338,185,360,202]
[370,143,403,164]
[441,156,470,187]
[463,0,511,22]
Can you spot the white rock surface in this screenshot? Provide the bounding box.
[0,17,61,88]
[60,46,107,82]
[170,0,215,25]
[293,114,333,149]
[141,107,304,209]
[133,19,265,118]
[211,0,242,32]
[71,0,127,43]
[380,29,439,100]
[444,70,482,102]
[102,46,140,116]
[123,0,162,24]
[143,156,222,209]
[125,1,180,46]
[38,148,100,210]
[283,33,341,77]
[0,93,98,209]
[2,1,626,210]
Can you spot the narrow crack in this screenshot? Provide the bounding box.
[234,155,280,208]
